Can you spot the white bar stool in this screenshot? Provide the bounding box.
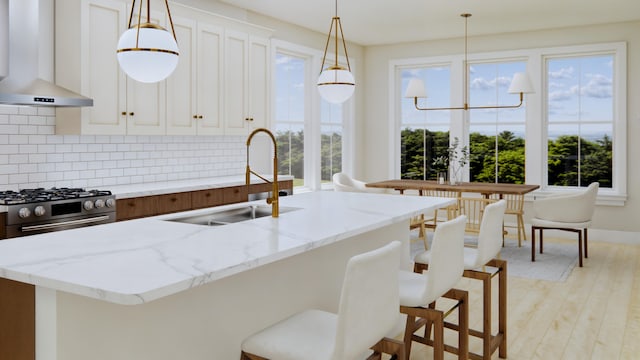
[240,241,405,360]
[399,215,469,360]
[414,200,507,360]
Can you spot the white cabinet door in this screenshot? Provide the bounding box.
[247,35,270,131]
[56,0,128,135]
[224,30,271,135]
[56,0,165,135]
[224,29,249,135]
[196,22,224,135]
[125,8,166,135]
[166,16,197,135]
[167,15,223,136]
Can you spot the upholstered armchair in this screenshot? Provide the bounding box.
[530,182,599,267]
[332,172,372,193]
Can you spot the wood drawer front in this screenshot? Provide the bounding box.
[192,189,224,209]
[156,192,192,215]
[222,186,248,205]
[116,196,158,221]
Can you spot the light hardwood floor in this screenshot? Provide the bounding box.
[402,238,640,360]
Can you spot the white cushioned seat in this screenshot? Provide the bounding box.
[241,309,341,360]
[240,241,405,360]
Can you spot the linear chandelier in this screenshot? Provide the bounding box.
[116,0,179,83]
[405,13,534,111]
[317,0,355,104]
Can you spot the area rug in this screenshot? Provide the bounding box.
[410,233,578,282]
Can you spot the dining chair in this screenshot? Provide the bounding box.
[332,172,378,193]
[333,173,427,246]
[399,215,469,360]
[491,193,526,247]
[531,182,599,267]
[453,197,496,237]
[414,200,507,360]
[240,241,406,360]
[423,189,460,230]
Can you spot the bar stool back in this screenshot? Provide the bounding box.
[241,241,405,360]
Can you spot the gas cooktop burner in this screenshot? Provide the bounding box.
[0,188,113,205]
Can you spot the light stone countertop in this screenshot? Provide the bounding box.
[0,191,454,305]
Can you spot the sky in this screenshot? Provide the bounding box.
[400,55,614,140]
[273,52,614,142]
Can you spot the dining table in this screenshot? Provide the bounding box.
[365,179,540,198]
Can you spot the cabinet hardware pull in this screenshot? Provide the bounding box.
[193,115,198,119]
[121,112,127,116]
[129,112,134,116]
[198,115,203,119]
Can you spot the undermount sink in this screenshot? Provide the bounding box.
[164,205,301,226]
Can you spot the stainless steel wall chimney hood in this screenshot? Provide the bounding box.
[0,0,93,107]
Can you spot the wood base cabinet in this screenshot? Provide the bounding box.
[0,278,35,360]
[116,181,293,221]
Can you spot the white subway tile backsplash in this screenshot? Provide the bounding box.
[11,115,28,124]
[19,164,38,174]
[10,154,28,164]
[0,107,246,189]
[63,153,80,162]
[46,153,64,163]
[55,163,72,172]
[29,154,46,163]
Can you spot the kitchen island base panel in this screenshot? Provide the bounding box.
[39,222,409,360]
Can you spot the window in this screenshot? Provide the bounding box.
[273,40,354,190]
[391,42,626,203]
[399,65,451,180]
[468,61,527,184]
[274,52,305,186]
[545,55,614,188]
[320,101,343,182]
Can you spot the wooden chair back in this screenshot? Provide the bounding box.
[452,197,497,235]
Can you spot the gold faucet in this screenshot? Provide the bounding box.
[246,128,279,217]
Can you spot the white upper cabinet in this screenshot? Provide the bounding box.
[166,8,224,135]
[55,0,272,136]
[224,30,270,135]
[56,0,165,135]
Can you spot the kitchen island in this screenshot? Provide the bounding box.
[0,191,454,360]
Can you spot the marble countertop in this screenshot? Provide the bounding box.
[0,191,453,305]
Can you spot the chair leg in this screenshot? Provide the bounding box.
[400,289,468,360]
[369,337,406,360]
[517,214,525,247]
[461,260,507,360]
[531,226,536,262]
[584,228,588,258]
[578,230,583,267]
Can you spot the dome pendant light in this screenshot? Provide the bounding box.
[317,0,355,104]
[117,0,179,83]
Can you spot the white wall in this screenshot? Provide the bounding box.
[0,105,245,190]
[361,21,640,232]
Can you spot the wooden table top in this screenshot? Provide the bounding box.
[366,179,540,195]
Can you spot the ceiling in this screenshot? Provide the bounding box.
[217,0,640,46]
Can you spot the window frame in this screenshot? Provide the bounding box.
[389,42,627,205]
[271,39,355,192]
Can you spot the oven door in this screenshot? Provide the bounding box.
[6,213,116,238]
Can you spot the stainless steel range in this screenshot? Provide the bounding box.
[0,188,116,238]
